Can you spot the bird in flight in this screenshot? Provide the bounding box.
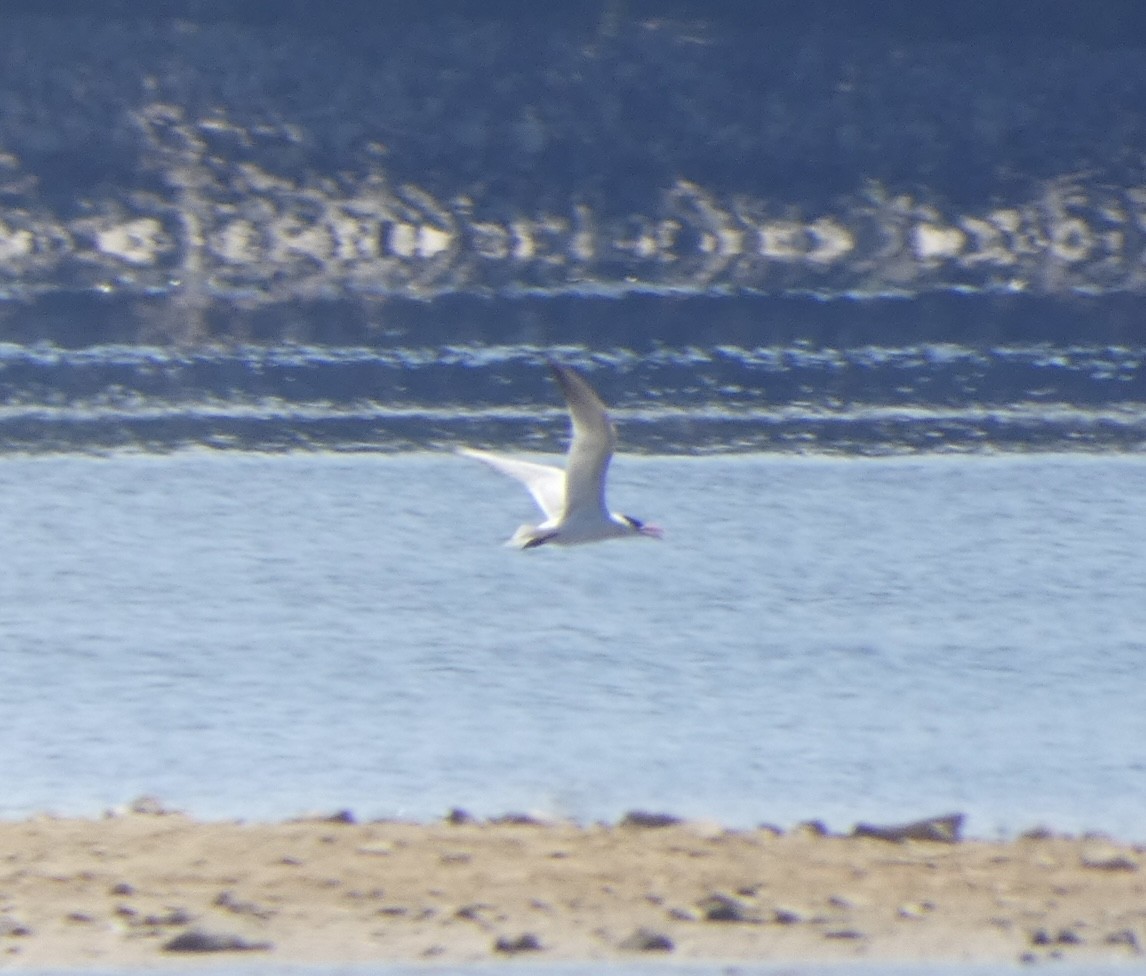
[458,362,663,548]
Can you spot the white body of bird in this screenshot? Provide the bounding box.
[458,363,663,548]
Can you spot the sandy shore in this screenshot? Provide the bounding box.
[0,808,1143,968]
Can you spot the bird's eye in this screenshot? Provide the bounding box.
[623,515,644,529]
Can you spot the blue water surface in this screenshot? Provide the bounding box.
[0,451,1143,839]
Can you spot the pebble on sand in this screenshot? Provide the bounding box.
[698,893,753,922]
[618,927,675,952]
[162,929,273,953]
[493,933,542,954]
[852,813,964,843]
[1080,848,1140,872]
[619,811,683,829]
[0,916,32,937]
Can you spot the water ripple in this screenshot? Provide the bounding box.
[0,341,1143,454]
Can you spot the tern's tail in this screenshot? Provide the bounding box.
[507,524,558,549]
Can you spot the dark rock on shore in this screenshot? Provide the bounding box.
[698,893,754,923]
[618,927,675,951]
[852,813,964,843]
[619,811,682,829]
[162,928,273,952]
[493,932,542,954]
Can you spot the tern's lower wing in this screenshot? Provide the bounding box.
[456,447,566,520]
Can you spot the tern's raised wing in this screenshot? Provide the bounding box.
[549,363,617,520]
[457,447,565,520]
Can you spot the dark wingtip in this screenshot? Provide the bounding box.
[547,359,576,394]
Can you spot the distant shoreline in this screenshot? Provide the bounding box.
[3,8,1146,345]
[1,808,1142,967]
